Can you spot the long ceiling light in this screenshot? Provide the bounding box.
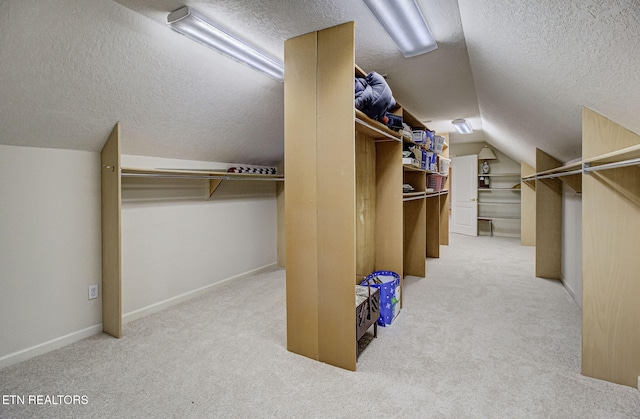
[363,0,437,57]
[167,6,284,82]
[452,118,473,134]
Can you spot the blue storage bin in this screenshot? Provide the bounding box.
[361,271,401,327]
[426,130,435,143]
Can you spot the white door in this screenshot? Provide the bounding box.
[451,155,478,236]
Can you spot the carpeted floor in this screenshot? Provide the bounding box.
[1,234,639,418]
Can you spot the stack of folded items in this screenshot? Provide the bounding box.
[227,166,277,174]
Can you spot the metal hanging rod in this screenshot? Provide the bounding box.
[535,168,583,180]
[121,172,283,181]
[583,157,640,174]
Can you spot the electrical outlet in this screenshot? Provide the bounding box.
[88,285,99,300]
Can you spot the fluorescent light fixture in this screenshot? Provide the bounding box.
[363,0,437,57]
[167,6,284,82]
[452,118,473,134]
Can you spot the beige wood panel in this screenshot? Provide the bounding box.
[375,140,403,277]
[521,161,536,246]
[101,123,122,338]
[583,167,640,387]
[438,133,450,246]
[535,149,562,279]
[276,182,285,268]
[316,22,357,370]
[403,199,426,276]
[439,192,450,246]
[582,106,640,160]
[208,179,223,197]
[284,30,320,360]
[562,174,582,193]
[426,196,440,258]
[582,109,640,387]
[356,131,376,277]
[403,169,426,276]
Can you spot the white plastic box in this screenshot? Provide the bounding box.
[433,135,446,154]
[438,156,451,175]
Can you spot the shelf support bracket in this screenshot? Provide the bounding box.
[209,179,223,198]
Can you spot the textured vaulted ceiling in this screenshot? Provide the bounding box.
[458,0,640,164]
[1,0,639,167]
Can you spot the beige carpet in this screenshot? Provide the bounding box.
[1,234,639,418]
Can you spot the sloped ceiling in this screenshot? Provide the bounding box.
[1,0,638,167]
[458,0,640,165]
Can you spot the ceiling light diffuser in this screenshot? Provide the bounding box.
[167,6,284,82]
[363,0,438,57]
[452,118,473,134]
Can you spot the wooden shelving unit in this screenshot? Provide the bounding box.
[284,22,449,370]
[402,109,428,277]
[284,22,404,371]
[424,133,450,258]
[520,107,640,388]
[100,123,284,339]
[477,171,521,237]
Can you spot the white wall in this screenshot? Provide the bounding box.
[0,145,102,365]
[562,183,582,309]
[0,147,278,367]
[120,155,277,319]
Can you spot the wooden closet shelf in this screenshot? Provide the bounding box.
[425,189,448,197]
[355,109,401,142]
[477,173,520,177]
[583,143,640,166]
[403,192,426,202]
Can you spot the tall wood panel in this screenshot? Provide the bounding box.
[375,140,403,277]
[284,30,320,360]
[403,196,426,277]
[426,196,440,258]
[276,182,285,268]
[316,22,357,370]
[582,107,640,387]
[101,123,122,338]
[439,133,450,246]
[521,161,536,247]
[535,149,562,279]
[356,132,376,276]
[285,22,357,370]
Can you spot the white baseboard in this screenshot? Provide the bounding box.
[122,263,278,324]
[0,324,103,370]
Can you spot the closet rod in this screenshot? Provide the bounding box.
[583,157,640,174]
[121,173,284,181]
[536,168,583,180]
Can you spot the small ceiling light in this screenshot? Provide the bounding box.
[363,0,438,57]
[167,6,284,82]
[452,118,473,134]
